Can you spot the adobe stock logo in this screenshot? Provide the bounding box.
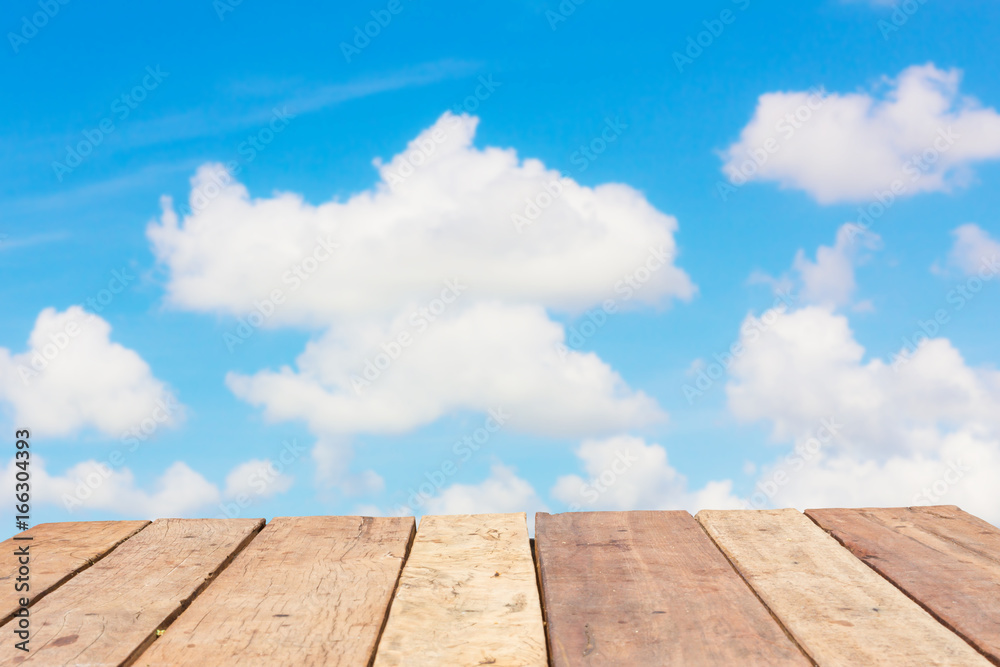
[7,0,71,54]
[340,0,409,63]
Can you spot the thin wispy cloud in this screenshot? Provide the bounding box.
[0,231,71,251]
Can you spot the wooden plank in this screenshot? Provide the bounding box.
[697,509,991,666]
[0,518,262,666]
[136,516,415,666]
[806,506,1000,664]
[535,510,811,666]
[372,513,547,666]
[0,521,148,624]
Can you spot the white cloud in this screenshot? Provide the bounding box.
[223,458,294,499]
[749,223,880,311]
[421,463,547,517]
[0,307,181,439]
[946,223,1000,276]
[791,224,880,308]
[727,305,1000,523]
[2,456,220,518]
[722,64,1000,203]
[759,431,1000,523]
[149,112,694,325]
[1,455,302,519]
[227,302,663,439]
[551,435,741,512]
[311,437,384,495]
[148,112,690,487]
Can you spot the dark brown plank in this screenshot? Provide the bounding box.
[535,511,810,666]
[137,516,415,666]
[0,521,149,624]
[0,518,262,666]
[807,505,1000,664]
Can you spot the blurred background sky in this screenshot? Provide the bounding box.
[2,0,999,531]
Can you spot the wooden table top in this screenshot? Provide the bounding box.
[1,505,998,666]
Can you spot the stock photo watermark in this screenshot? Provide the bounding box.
[566,449,638,511]
[7,0,70,54]
[673,0,751,73]
[51,66,169,182]
[554,246,675,359]
[683,289,797,403]
[716,88,825,202]
[511,115,626,233]
[350,279,467,393]
[179,106,296,217]
[570,116,628,172]
[217,439,308,519]
[851,126,959,240]
[17,268,135,385]
[545,0,587,30]
[389,408,510,515]
[912,459,969,506]
[741,416,843,509]
[877,0,929,40]
[340,0,409,62]
[383,76,502,189]
[61,395,183,511]
[223,234,339,351]
[890,253,999,371]
[511,178,572,233]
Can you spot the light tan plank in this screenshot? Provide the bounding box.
[807,506,1000,663]
[536,510,810,665]
[697,509,990,666]
[0,518,262,666]
[136,516,415,666]
[0,521,148,624]
[373,513,547,667]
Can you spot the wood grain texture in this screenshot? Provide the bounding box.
[0,521,148,623]
[0,518,263,666]
[806,506,1000,664]
[698,509,991,667]
[136,516,415,666]
[373,513,546,667]
[535,511,810,666]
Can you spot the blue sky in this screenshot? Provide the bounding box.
[2,0,999,532]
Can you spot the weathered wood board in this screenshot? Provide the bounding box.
[697,509,991,666]
[136,516,415,666]
[372,513,547,667]
[0,521,148,624]
[807,506,1000,664]
[534,510,811,666]
[0,518,262,666]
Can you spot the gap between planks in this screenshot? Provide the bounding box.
[120,519,266,667]
[692,513,818,667]
[0,520,150,627]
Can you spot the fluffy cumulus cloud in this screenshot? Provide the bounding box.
[1,454,300,519]
[752,223,881,309]
[551,435,741,512]
[791,224,880,308]
[722,64,1000,203]
[149,112,694,491]
[149,112,694,324]
[2,456,219,518]
[227,303,662,439]
[946,223,1000,277]
[727,305,1000,522]
[421,463,547,517]
[223,458,295,499]
[0,307,181,439]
